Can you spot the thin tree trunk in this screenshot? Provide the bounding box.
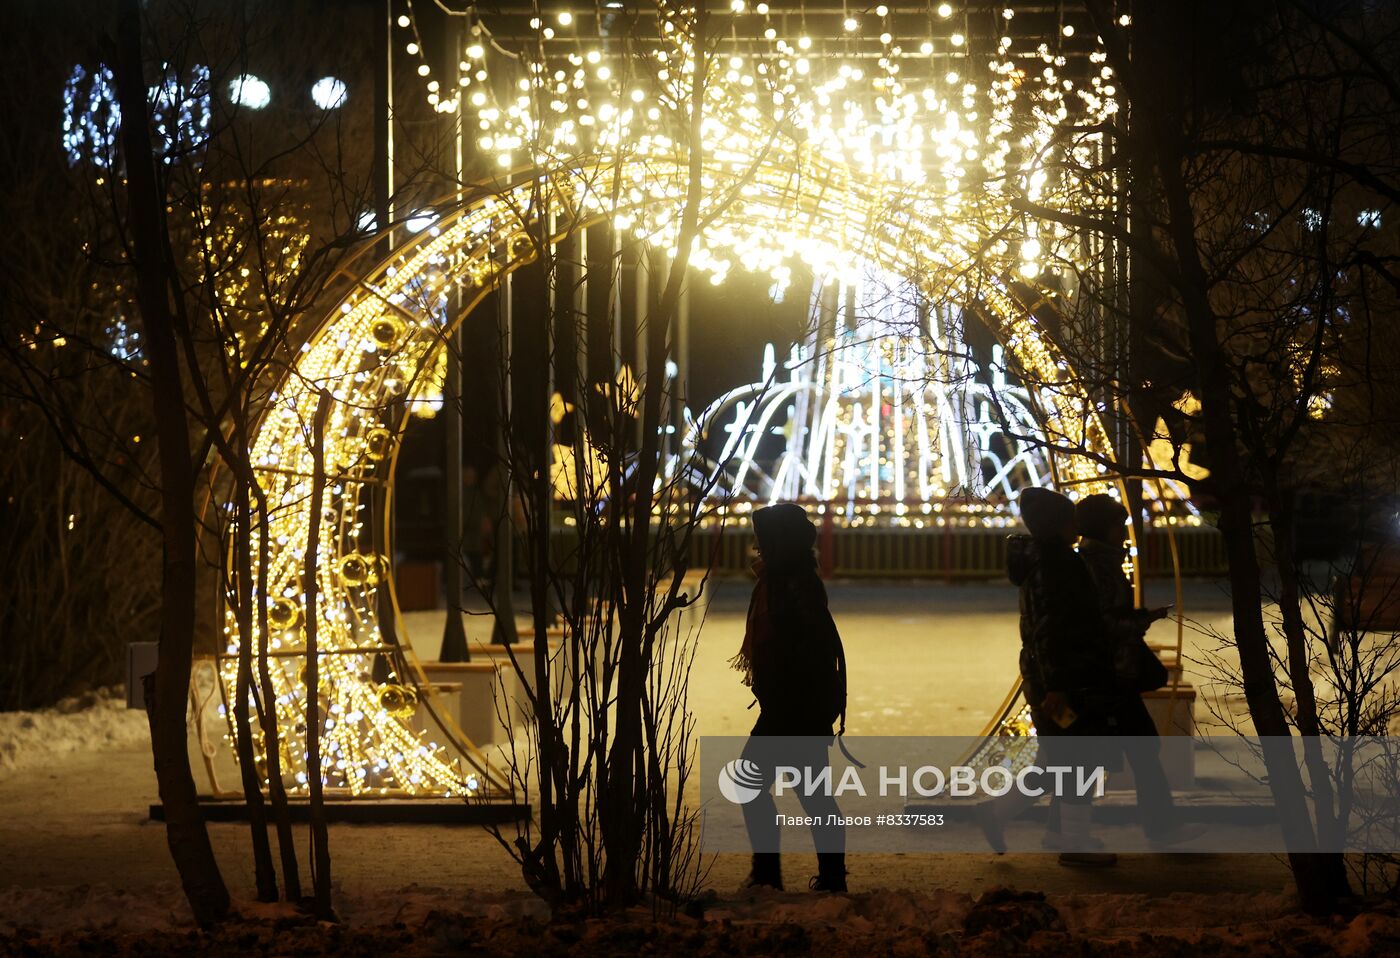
[252,464,302,900]
[521,235,568,900]
[606,2,708,906]
[111,0,229,926]
[304,389,335,919]
[233,486,278,901]
[1267,483,1352,898]
[1162,160,1340,913]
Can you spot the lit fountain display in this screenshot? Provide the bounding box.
[685,265,1053,523]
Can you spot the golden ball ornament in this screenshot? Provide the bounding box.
[370,315,405,350]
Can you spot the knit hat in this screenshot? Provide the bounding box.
[752,502,818,574]
[1018,487,1076,539]
[1076,493,1129,543]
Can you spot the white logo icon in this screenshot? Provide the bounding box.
[718,758,766,804]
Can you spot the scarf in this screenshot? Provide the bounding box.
[730,557,769,686]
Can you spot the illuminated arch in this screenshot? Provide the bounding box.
[224,147,1120,797]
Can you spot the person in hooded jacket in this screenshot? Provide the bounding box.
[977,487,1120,865]
[732,502,850,892]
[1076,494,1204,849]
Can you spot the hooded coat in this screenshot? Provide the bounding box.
[742,504,847,736]
[1007,534,1117,717]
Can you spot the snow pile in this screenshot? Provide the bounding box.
[0,687,148,775]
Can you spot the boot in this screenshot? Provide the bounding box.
[809,853,847,892]
[745,853,783,890]
[1057,803,1116,867]
[975,801,1007,854]
[974,788,1037,854]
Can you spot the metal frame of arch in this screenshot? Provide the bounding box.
[218,146,1161,799]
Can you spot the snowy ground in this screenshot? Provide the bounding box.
[0,579,1324,952]
[0,688,148,775]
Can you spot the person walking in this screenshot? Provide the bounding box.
[732,502,850,892]
[1076,494,1204,849]
[978,487,1120,866]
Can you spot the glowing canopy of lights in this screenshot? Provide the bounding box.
[226,5,1133,796]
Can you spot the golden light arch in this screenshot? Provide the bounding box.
[224,144,1126,798]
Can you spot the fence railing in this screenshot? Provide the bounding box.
[685,524,1229,579]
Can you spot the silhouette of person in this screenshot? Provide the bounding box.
[978,487,1120,865]
[732,503,849,892]
[1076,493,1203,849]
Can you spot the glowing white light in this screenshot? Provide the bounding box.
[311,76,347,109]
[228,74,270,109]
[937,2,953,16]
[405,211,435,232]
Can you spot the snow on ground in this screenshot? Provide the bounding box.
[4,883,1400,956]
[0,687,147,776]
[6,581,1374,956]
